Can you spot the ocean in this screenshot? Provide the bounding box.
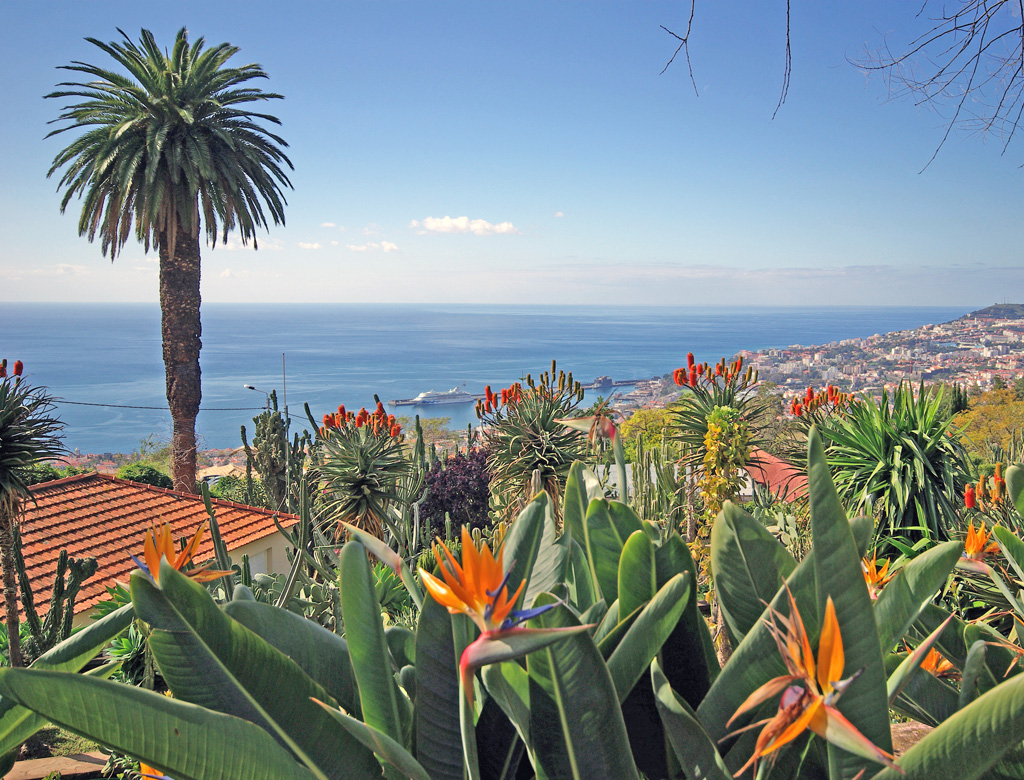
[1,303,972,455]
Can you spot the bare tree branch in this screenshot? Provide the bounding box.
[660,0,699,96]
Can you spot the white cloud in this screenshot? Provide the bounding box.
[218,268,282,280]
[409,216,521,236]
[298,242,322,250]
[30,264,91,277]
[218,234,285,252]
[320,222,337,228]
[330,240,340,246]
[554,211,564,218]
[346,241,399,253]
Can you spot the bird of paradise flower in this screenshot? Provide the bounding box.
[129,520,233,584]
[419,526,591,703]
[726,588,900,777]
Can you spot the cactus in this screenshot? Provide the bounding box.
[241,390,308,513]
[14,524,96,664]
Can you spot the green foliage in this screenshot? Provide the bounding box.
[241,390,308,513]
[116,462,172,489]
[814,383,970,548]
[22,463,90,486]
[5,437,1024,779]
[619,407,673,462]
[206,474,269,507]
[953,388,1024,458]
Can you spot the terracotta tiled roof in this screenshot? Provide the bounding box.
[9,473,298,620]
[744,447,808,501]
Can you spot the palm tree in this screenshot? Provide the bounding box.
[46,28,292,493]
[0,370,65,666]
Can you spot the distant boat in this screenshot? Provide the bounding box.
[389,387,481,407]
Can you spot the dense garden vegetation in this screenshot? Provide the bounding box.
[2,354,1024,780]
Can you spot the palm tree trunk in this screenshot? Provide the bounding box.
[159,225,203,494]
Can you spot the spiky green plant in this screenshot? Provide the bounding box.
[0,370,65,667]
[476,360,586,521]
[812,382,970,548]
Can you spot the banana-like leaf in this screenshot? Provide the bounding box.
[873,540,962,653]
[618,530,657,619]
[1006,464,1024,518]
[869,672,1024,780]
[886,652,959,727]
[563,461,600,545]
[0,668,316,780]
[606,573,690,703]
[414,597,463,780]
[992,525,1024,584]
[500,493,566,610]
[886,615,954,704]
[711,501,796,645]
[807,428,893,779]
[339,542,412,747]
[592,600,621,647]
[223,600,360,716]
[583,499,641,604]
[481,662,532,749]
[958,639,1000,710]
[317,701,432,780]
[386,626,416,669]
[566,537,598,612]
[452,614,482,780]
[650,659,731,780]
[135,564,379,780]
[0,602,133,758]
[527,604,641,780]
[595,603,642,659]
[338,520,423,610]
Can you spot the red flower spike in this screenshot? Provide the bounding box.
[964,484,977,509]
[687,352,695,367]
[806,386,814,403]
[12,361,23,377]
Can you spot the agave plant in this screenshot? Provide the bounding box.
[810,382,970,549]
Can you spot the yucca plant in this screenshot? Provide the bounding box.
[810,382,970,549]
[0,365,66,667]
[476,361,587,521]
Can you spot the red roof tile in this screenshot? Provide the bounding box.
[8,473,298,620]
[745,447,808,501]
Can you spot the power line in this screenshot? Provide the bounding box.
[56,400,263,412]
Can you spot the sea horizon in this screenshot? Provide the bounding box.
[1,302,976,455]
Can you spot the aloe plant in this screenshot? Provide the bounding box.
[1,431,1024,779]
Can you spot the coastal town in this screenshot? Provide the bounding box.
[63,304,1024,472]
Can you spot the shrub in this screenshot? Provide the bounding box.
[116,463,172,490]
[419,449,490,537]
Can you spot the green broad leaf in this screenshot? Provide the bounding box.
[526,605,641,780]
[869,672,1024,780]
[481,662,532,749]
[386,626,416,669]
[699,505,874,749]
[566,538,599,612]
[656,533,719,699]
[595,603,642,659]
[462,625,593,671]
[1006,464,1024,518]
[563,461,595,545]
[317,701,432,780]
[339,520,423,610]
[452,615,482,780]
[0,668,315,780]
[135,565,379,780]
[650,659,731,780]
[958,640,1000,710]
[0,602,133,758]
[500,492,565,610]
[413,597,462,780]
[886,615,953,704]
[223,600,360,716]
[606,573,690,703]
[578,599,607,626]
[873,540,962,653]
[711,501,796,644]
[807,427,893,779]
[592,599,621,647]
[992,526,1024,584]
[584,499,641,604]
[618,530,657,619]
[339,542,412,748]
[888,654,960,728]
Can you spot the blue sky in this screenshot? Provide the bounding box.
[2,1,1021,306]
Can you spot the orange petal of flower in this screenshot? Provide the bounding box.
[727,674,802,726]
[173,522,206,570]
[143,529,162,583]
[814,704,898,770]
[817,597,845,694]
[419,568,469,613]
[760,694,822,758]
